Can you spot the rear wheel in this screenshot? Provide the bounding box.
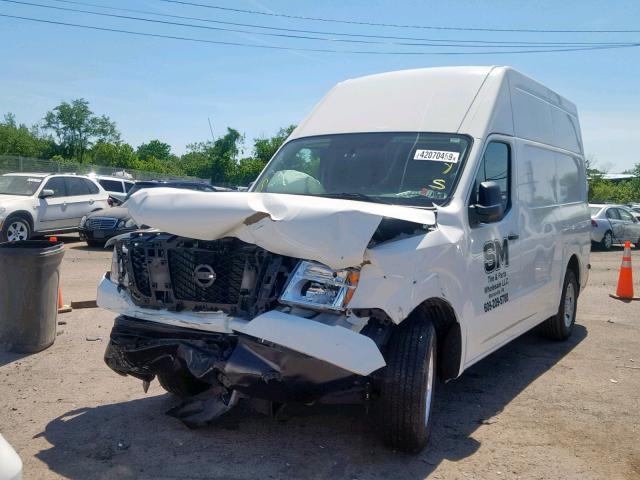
[376,316,437,453]
[157,372,209,397]
[1,215,31,242]
[542,269,578,341]
[600,231,613,250]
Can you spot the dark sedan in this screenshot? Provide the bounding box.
[79,181,224,246]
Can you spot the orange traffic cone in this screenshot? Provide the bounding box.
[611,241,638,301]
[49,236,72,313]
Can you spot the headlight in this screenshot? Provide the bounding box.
[280,261,360,312]
[109,243,128,285]
[118,218,137,229]
[109,247,120,284]
[79,215,87,227]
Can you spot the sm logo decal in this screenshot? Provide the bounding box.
[484,238,509,273]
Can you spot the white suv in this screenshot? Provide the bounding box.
[0,173,110,242]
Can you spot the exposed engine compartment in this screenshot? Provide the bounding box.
[114,232,300,318]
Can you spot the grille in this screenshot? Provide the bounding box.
[168,246,246,305]
[119,233,298,315]
[130,244,151,297]
[86,217,118,230]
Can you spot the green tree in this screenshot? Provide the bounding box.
[184,128,243,185]
[43,99,120,162]
[0,113,55,158]
[253,125,295,164]
[90,141,139,169]
[137,140,172,161]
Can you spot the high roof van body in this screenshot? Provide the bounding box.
[98,66,590,452]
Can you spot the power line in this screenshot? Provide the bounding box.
[156,0,640,34]
[46,0,639,47]
[5,0,635,49]
[1,13,639,55]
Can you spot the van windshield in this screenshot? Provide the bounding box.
[253,132,471,207]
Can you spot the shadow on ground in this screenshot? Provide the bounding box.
[34,326,587,480]
[0,351,27,368]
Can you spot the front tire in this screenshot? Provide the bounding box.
[376,317,437,453]
[542,269,578,341]
[157,372,209,397]
[1,215,31,242]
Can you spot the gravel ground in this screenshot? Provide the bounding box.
[1,235,639,480]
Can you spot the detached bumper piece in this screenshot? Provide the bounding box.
[105,316,358,425]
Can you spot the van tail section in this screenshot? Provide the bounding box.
[611,241,638,301]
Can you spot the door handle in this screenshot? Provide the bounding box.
[89,199,94,204]
[507,233,519,241]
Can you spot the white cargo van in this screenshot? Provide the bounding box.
[98,66,590,452]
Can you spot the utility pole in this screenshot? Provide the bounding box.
[208,117,215,142]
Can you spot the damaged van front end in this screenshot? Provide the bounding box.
[98,189,437,424]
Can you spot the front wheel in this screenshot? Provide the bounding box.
[376,317,437,453]
[157,372,209,397]
[1,215,31,242]
[542,269,578,341]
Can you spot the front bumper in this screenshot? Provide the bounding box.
[105,316,364,404]
[79,226,135,242]
[98,277,386,401]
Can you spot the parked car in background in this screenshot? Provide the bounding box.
[95,175,135,203]
[590,204,640,250]
[79,180,221,246]
[0,173,109,242]
[626,204,640,220]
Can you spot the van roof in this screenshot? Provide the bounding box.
[289,66,582,155]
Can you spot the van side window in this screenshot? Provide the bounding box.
[472,142,510,211]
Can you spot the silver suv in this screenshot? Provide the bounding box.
[0,173,110,242]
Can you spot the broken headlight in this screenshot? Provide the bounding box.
[109,243,127,285]
[279,261,360,312]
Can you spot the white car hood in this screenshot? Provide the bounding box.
[0,194,29,206]
[127,189,436,269]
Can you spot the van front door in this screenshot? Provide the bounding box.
[465,138,526,363]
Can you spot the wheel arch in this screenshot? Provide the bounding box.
[566,254,581,290]
[408,297,462,382]
[4,210,34,230]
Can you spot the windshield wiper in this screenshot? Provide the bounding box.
[317,192,390,204]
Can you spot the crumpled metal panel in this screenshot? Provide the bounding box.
[126,190,435,270]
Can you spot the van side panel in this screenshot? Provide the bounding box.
[515,141,559,320]
[507,69,583,155]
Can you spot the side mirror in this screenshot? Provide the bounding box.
[39,189,55,199]
[471,181,504,224]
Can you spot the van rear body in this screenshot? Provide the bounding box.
[98,66,590,452]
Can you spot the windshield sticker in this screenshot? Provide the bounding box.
[27,178,43,183]
[414,149,460,163]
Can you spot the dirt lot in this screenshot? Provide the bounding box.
[1,235,639,480]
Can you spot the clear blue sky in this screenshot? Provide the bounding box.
[1,0,639,171]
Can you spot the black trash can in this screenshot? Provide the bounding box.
[0,240,65,353]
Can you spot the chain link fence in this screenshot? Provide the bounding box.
[0,155,206,182]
